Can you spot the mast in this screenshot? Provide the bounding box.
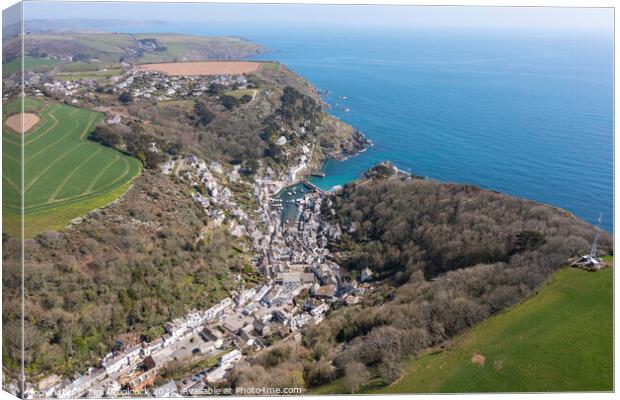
[590,213,602,258]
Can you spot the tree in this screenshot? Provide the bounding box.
[89,125,121,148]
[513,230,546,253]
[220,95,239,111]
[194,100,215,127]
[118,91,133,104]
[207,83,224,95]
[303,361,335,387]
[344,362,370,393]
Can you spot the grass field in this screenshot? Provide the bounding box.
[225,88,258,100]
[259,61,281,71]
[55,68,122,82]
[3,56,60,76]
[377,259,613,393]
[3,98,142,236]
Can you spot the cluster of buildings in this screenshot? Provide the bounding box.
[174,154,244,229]
[119,69,252,101]
[8,64,255,108]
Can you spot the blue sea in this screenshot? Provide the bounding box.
[121,23,613,232]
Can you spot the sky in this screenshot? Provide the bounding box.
[19,2,614,33]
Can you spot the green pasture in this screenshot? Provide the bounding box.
[224,88,257,100]
[2,98,142,236]
[3,56,60,76]
[55,68,122,82]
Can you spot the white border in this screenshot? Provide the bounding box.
[0,1,616,400]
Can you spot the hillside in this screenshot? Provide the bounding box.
[379,259,613,393]
[218,167,612,394]
[2,34,368,387]
[2,32,266,74]
[242,167,612,393]
[3,26,610,396]
[3,171,254,377]
[61,61,366,178]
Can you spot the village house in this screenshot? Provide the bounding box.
[252,319,271,337]
[271,309,290,325]
[164,319,188,339]
[101,352,128,374]
[219,350,242,367]
[237,331,256,347]
[310,302,329,318]
[106,114,121,125]
[206,367,228,384]
[361,267,374,282]
[127,369,158,392]
[290,313,312,331]
[126,344,143,364]
[201,327,225,349]
[253,284,271,303]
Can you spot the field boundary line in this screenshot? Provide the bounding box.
[2,152,19,164]
[23,109,60,145]
[80,113,100,139]
[3,175,21,194]
[86,154,120,192]
[51,157,134,203]
[47,147,103,202]
[24,142,85,193]
[25,112,82,164]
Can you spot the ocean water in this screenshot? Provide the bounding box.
[121,23,613,232]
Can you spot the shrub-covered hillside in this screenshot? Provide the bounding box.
[316,171,612,388]
[327,170,609,281]
[3,172,254,377]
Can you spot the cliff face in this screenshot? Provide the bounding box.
[319,114,369,160]
[249,63,369,175]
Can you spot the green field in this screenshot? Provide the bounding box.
[259,61,281,71]
[3,98,142,236]
[55,68,122,82]
[224,88,258,100]
[377,260,613,393]
[3,56,60,76]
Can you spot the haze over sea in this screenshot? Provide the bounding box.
[120,22,613,232]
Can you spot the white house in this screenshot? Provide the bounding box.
[101,353,127,374]
[219,350,242,367]
[361,267,374,282]
[276,136,287,146]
